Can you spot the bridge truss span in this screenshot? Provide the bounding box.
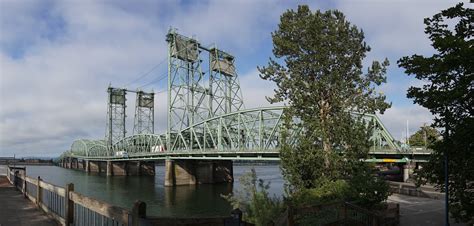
[170,106,285,152]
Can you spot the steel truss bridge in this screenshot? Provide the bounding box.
[66,29,431,163]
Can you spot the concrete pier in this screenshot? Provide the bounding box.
[61,158,156,176]
[78,160,84,170]
[402,162,416,182]
[164,160,233,186]
[89,161,99,173]
[85,160,90,172]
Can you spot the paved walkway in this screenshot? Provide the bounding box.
[388,194,467,226]
[0,176,57,226]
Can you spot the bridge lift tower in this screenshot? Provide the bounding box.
[166,28,244,150]
[133,91,155,134]
[106,87,127,150]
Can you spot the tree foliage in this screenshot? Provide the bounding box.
[259,5,390,193]
[222,169,284,226]
[398,3,473,222]
[408,125,440,147]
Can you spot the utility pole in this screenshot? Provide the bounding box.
[423,123,427,149]
[406,120,410,145]
[444,110,450,226]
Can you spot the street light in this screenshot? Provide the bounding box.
[438,132,449,226]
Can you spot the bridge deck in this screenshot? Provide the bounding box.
[0,175,58,226]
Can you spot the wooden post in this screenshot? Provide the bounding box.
[36,176,42,206]
[131,200,146,226]
[343,202,347,224]
[13,171,18,189]
[288,205,295,226]
[65,183,74,226]
[230,208,243,225]
[396,203,400,225]
[23,175,27,198]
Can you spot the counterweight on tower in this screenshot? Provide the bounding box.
[133,91,155,134]
[106,87,127,149]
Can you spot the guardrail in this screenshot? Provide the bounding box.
[6,166,251,226]
[7,166,144,226]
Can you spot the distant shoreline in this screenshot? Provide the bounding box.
[0,162,54,166]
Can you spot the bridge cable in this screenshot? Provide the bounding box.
[123,57,168,87]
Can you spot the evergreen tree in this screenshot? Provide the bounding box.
[259,5,390,193]
[398,3,473,222]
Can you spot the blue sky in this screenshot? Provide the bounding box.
[0,0,467,157]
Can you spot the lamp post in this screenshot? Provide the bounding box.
[438,126,449,226]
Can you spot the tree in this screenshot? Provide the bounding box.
[259,5,390,192]
[408,125,440,147]
[398,3,473,222]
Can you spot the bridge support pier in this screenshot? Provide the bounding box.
[88,161,99,173]
[127,162,141,176]
[85,160,90,172]
[140,161,155,176]
[111,162,127,176]
[72,159,77,169]
[164,160,233,186]
[106,161,113,176]
[78,160,84,170]
[403,162,416,182]
[98,161,107,174]
[104,161,155,176]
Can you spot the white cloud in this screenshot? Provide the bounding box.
[239,69,278,109]
[336,0,462,59]
[378,105,434,141]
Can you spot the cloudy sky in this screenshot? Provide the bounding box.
[0,0,467,157]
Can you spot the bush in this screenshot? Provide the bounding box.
[222,168,284,226]
[291,179,349,206]
[346,164,391,209]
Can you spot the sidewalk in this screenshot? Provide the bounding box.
[0,176,58,226]
[388,194,467,226]
[388,181,445,199]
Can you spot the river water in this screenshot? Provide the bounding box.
[0,163,284,217]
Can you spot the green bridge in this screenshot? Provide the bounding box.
[62,29,430,185]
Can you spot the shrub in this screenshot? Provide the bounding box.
[222,168,284,226]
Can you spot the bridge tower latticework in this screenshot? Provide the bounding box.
[166,29,245,151]
[133,91,155,135]
[105,87,127,152]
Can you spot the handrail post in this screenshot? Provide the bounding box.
[131,200,146,226]
[288,205,295,226]
[23,175,27,198]
[36,176,42,206]
[231,208,243,225]
[13,170,18,189]
[65,183,74,226]
[343,202,347,223]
